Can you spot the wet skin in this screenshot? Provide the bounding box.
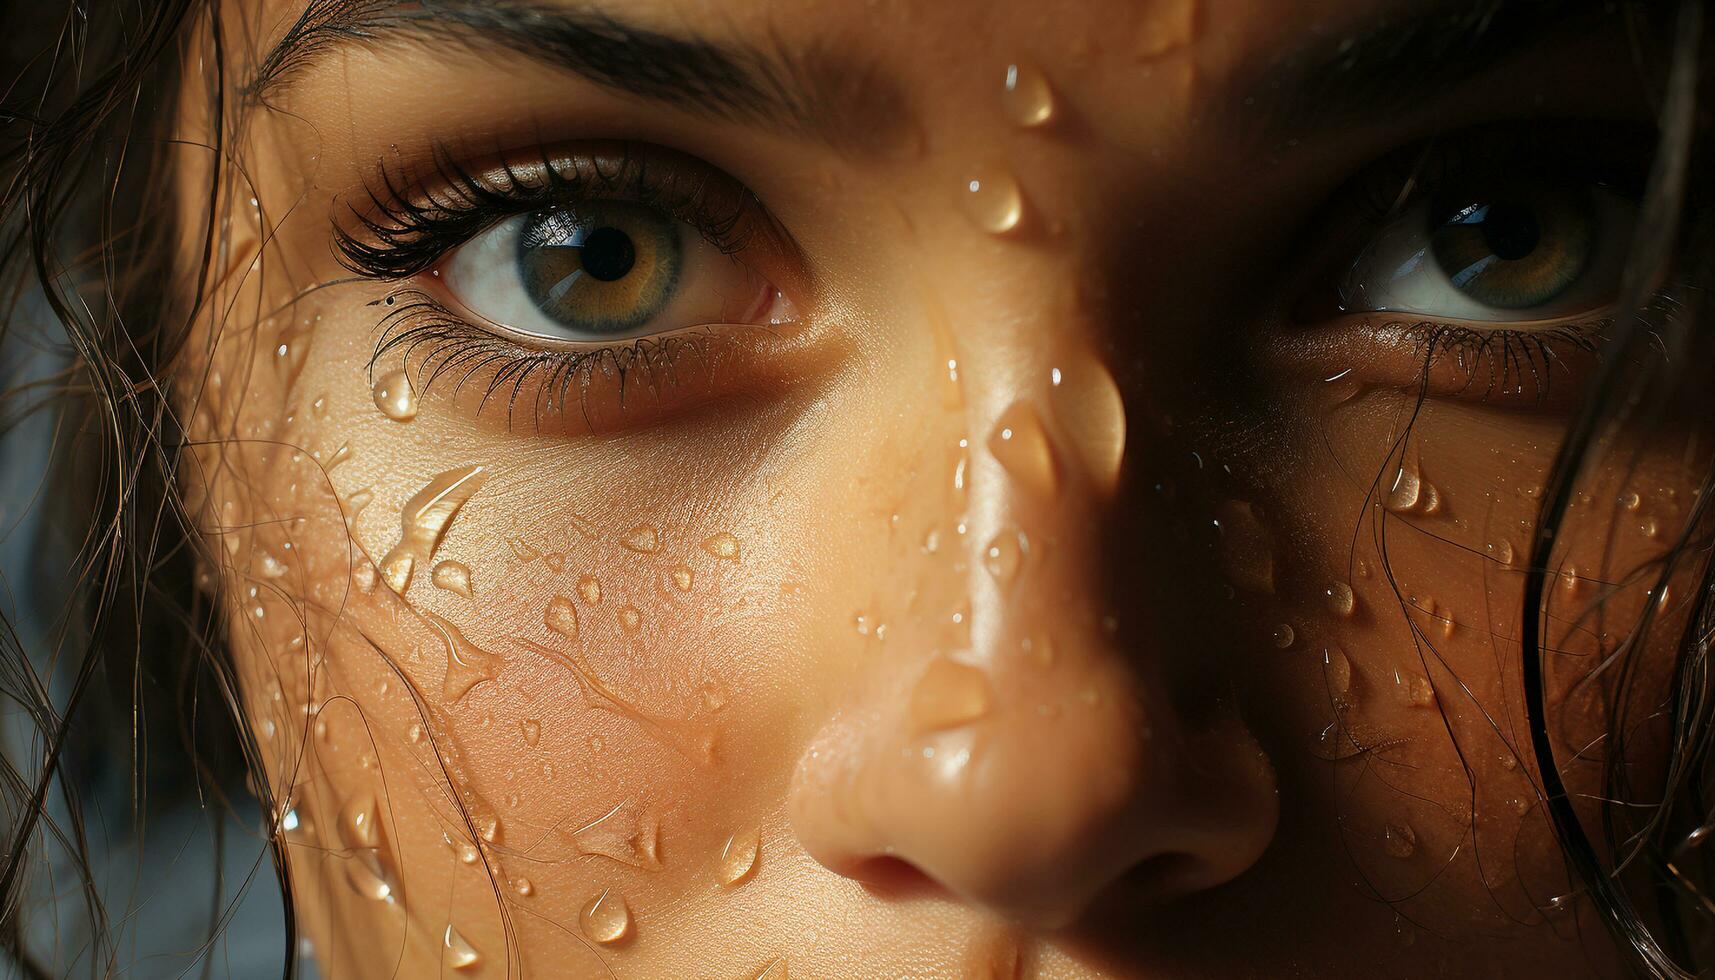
[181,0,1703,975]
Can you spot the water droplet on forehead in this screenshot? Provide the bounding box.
[579,888,632,944]
[1001,61,1055,127]
[958,167,1025,235]
[372,369,418,422]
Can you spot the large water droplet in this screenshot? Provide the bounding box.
[958,167,1025,234]
[378,465,489,593]
[982,528,1028,586]
[1271,623,1295,649]
[1325,582,1356,618]
[619,524,662,555]
[372,369,418,422]
[579,888,632,944]
[719,827,761,886]
[424,611,501,702]
[1001,61,1055,127]
[545,595,579,638]
[443,924,480,970]
[1323,646,1352,694]
[910,656,993,732]
[432,561,474,598]
[701,532,740,560]
[988,402,1058,498]
[1383,823,1417,859]
[577,574,604,605]
[1048,350,1126,494]
[1385,467,1422,513]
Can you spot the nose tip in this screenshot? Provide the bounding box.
[788,647,1280,927]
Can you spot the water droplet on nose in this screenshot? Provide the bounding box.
[982,528,1029,586]
[1001,61,1055,126]
[719,827,761,886]
[432,561,474,598]
[1271,623,1296,649]
[545,595,579,638]
[621,525,661,554]
[378,465,489,593]
[1323,646,1352,694]
[958,167,1025,234]
[701,532,740,560]
[1383,823,1417,859]
[577,574,604,605]
[520,718,541,747]
[618,604,642,633]
[910,656,993,732]
[424,611,501,702]
[987,402,1058,497]
[1214,500,1274,594]
[579,888,632,944]
[1325,582,1356,618]
[372,369,418,422]
[442,924,480,970]
[1048,350,1126,495]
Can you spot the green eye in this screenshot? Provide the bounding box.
[516,202,683,335]
[1428,187,1595,310]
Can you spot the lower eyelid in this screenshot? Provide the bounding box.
[1267,313,1608,410]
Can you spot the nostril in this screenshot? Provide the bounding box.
[851,856,948,901]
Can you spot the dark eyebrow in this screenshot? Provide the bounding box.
[247,0,914,156]
[1236,0,1625,143]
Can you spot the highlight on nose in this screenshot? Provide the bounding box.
[787,645,1280,927]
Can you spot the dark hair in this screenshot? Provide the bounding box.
[0,0,1708,976]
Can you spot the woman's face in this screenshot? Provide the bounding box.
[187,0,1700,975]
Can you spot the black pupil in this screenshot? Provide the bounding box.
[580,226,636,282]
[1476,201,1540,261]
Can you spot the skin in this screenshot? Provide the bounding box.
[174,0,1705,975]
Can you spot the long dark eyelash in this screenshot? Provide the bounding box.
[1401,318,1606,403]
[367,287,716,426]
[335,141,759,280]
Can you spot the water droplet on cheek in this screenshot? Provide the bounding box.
[424,611,501,702]
[579,888,632,944]
[1001,61,1055,127]
[910,657,994,732]
[718,827,761,886]
[372,369,418,422]
[378,465,489,593]
[958,167,1025,234]
[621,525,661,554]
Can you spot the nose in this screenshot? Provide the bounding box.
[787,331,1280,928]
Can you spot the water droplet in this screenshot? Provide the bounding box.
[1214,500,1274,593]
[570,801,662,869]
[1048,349,1126,495]
[424,611,501,702]
[621,524,661,554]
[1384,823,1417,858]
[1419,481,1443,515]
[1325,582,1356,618]
[909,656,993,732]
[1385,466,1422,513]
[987,402,1058,498]
[1510,797,1532,816]
[719,827,761,886]
[545,595,579,638]
[542,552,566,572]
[1624,491,1643,511]
[1001,61,1055,127]
[618,604,642,633]
[958,166,1025,234]
[670,566,694,591]
[1402,674,1436,708]
[1487,539,1516,565]
[700,681,728,712]
[372,369,418,422]
[508,537,540,561]
[442,924,480,970]
[1323,646,1351,694]
[1642,518,1660,539]
[514,877,534,897]
[579,889,632,944]
[432,560,474,598]
[520,718,541,747]
[982,528,1028,586]
[1271,623,1295,649]
[577,574,604,605]
[701,532,740,560]
[1500,753,1518,771]
[378,465,489,593]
